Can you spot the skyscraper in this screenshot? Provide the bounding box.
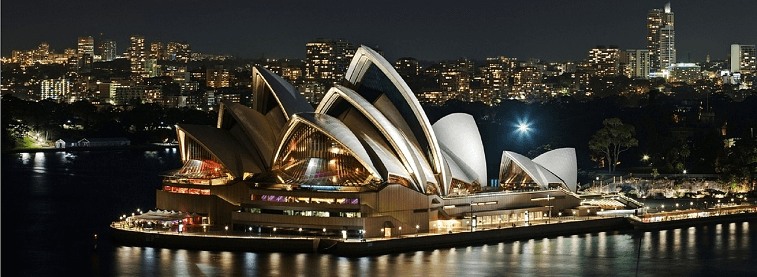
[128,35,146,80]
[621,49,651,79]
[659,25,676,70]
[77,36,95,57]
[587,45,621,77]
[647,2,675,74]
[98,40,117,61]
[481,56,516,101]
[730,44,756,74]
[305,39,356,84]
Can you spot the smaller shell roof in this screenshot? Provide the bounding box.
[501,151,565,189]
[533,148,577,192]
[253,66,314,119]
[177,124,262,178]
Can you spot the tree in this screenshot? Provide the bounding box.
[589,118,638,172]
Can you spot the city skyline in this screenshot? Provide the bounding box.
[2,0,757,61]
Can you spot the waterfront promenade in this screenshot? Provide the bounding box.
[112,215,632,256]
[111,204,757,256]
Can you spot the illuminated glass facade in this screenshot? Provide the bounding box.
[498,157,540,191]
[273,123,380,189]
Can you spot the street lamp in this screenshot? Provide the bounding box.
[415,225,420,237]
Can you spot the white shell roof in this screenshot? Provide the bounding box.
[533,148,577,192]
[176,124,262,178]
[252,66,313,120]
[218,101,278,169]
[345,45,450,194]
[432,113,487,185]
[316,85,436,193]
[501,151,564,189]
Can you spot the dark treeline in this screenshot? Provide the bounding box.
[1,95,215,150]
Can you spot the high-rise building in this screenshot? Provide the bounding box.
[659,25,676,70]
[77,36,95,57]
[128,35,146,80]
[730,44,756,74]
[98,40,117,61]
[439,59,473,101]
[305,39,356,84]
[587,46,621,77]
[647,2,675,74]
[482,56,516,101]
[40,78,72,102]
[621,49,651,79]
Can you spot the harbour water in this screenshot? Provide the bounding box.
[2,149,756,276]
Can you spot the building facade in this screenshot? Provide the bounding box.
[621,49,651,79]
[730,44,756,75]
[157,46,581,237]
[647,2,675,74]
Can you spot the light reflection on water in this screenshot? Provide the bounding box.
[112,223,757,276]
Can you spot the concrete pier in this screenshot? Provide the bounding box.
[112,217,632,256]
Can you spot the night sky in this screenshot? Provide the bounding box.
[2,0,756,61]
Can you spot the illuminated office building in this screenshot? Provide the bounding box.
[40,78,72,102]
[647,2,675,73]
[77,36,95,57]
[621,49,650,79]
[730,44,756,74]
[588,46,621,77]
[98,40,117,61]
[128,35,146,80]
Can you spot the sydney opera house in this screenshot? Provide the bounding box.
[157,46,581,238]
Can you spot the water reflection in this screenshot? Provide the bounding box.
[104,223,754,275]
[19,152,31,165]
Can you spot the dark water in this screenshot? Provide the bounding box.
[2,150,756,276]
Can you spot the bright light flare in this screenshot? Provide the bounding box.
[517,122,530,133]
